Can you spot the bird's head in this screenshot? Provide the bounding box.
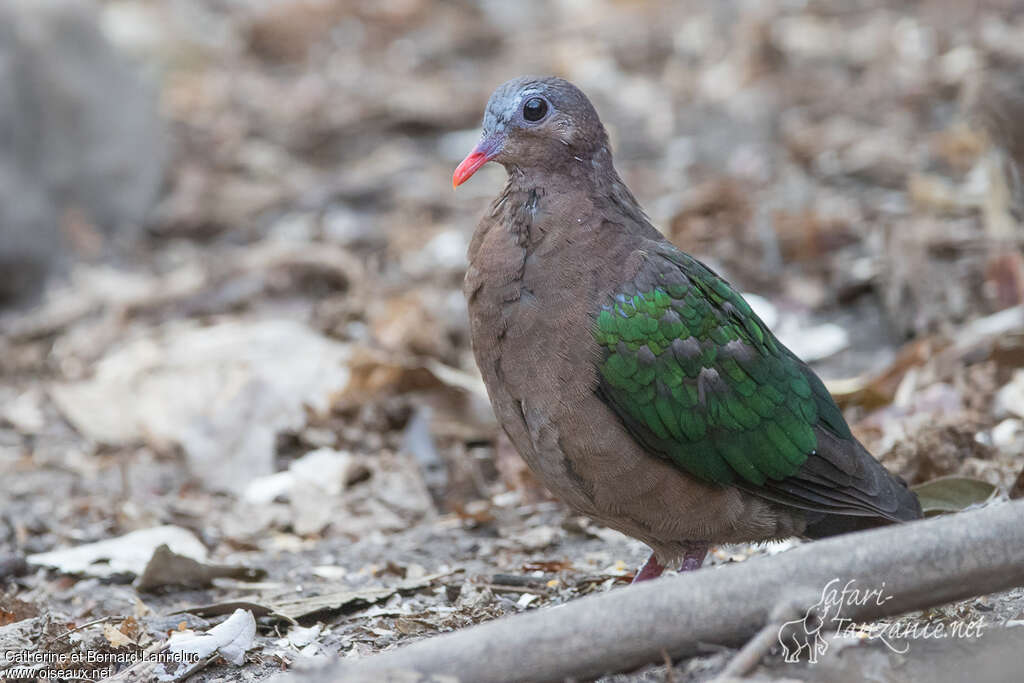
[452,76,609,188]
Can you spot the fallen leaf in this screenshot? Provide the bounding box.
[333,350,494,440]
[394,616,431,634]
[133,597,153,618]
[242,448,369,505]
[911,476,999,516]
[522,560,572,573]
[829,337,943,410]
[136,544,266,592]
[27,526,207,579]
[171,601,294,624]
[49,320,353,492]
[515,593,539,609]
[996,369,1024,419]
[168,608,256,667]
[283,624,322,649]
[0,595,37,626]
[178,571,458,622]
[104,622,136,648]
[504,526,559,552]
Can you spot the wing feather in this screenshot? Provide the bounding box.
[594,242,920,522]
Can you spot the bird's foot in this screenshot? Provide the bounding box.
[631,554,665,583]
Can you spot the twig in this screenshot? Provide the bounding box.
[715,598,804,679]
[662,648,674,683]
[714,621,783,679]
[481,583,548,596]
[45,615,124,645]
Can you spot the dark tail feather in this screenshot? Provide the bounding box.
[803,511,893,539]
[802,474,921,539]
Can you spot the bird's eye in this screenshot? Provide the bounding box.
[522,97,548,122]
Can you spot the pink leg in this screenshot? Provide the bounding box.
[631,554,665,583]
[679,541,709,571]
[631,542,709,583]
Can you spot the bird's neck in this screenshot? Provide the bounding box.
[494,147,649,246]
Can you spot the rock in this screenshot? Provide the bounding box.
[0,0,165,304]
[0,151,61,306]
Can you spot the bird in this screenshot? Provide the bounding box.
[453,76,922,582]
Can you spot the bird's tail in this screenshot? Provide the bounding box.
[802,472,921,539]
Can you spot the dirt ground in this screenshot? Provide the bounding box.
[2,0,1024,681]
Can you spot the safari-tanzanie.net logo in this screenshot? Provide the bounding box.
[777,578,986,664]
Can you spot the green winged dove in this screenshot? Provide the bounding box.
[454,77,921,582]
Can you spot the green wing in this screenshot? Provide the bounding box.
[594,242,916,521]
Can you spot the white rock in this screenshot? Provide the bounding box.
[0,0,165,303]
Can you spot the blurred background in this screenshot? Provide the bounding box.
[2,0,1023,678]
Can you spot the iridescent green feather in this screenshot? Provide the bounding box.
[594,250,827,487]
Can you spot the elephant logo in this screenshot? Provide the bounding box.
[777,584,842,664]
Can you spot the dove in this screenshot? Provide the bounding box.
[455,77,921,581]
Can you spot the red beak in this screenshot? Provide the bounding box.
[452,135,503,188]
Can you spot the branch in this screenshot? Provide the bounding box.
[325,500,1024,682]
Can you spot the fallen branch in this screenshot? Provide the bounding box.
[329,500,1024,682]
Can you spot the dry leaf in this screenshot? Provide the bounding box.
[168,609,256,667]
[27,526,207,579]
[179,571,458,622]
[103,622,137,648]
[136,544,266,593]
[522,560,572,573]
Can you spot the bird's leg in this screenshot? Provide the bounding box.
[679,540,709,571]
[632,541,710,583]
[631,554,665,583]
